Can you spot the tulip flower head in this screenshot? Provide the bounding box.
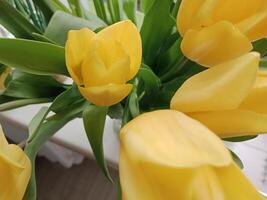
[170,52,267,137]
[65,20,142,106]
[119,110,263,200]
[177,0,267,67]
[0,125,31,200]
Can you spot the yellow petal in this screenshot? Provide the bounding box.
[120,110,232,200]
[239,76,267,113]
[216,163,263,200]
[97,20,142,80]
[0,126,31,200]
[81,39,130,87]
[79,84,132,106]
[120,110,231,168]
[65,28,96,85]
[189,109,267,138]
[237,10,267,42]
[177,0,217,36]
[191,166,224,200]
[213,0,267,25]
[177,0,267,36]
[120,149,197,200]
[171,52,259,113]
[181,21,252,67]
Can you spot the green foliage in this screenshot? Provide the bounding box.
[224,135,258,142]
[24,85,88,200]
[44,11,106,46]
[3,71,65,99]
[83,105,113,181]
[107,0,122,23]
[141,0,176,67]
[0,0,41,38]
[123,0,137,23]
[230,150,244,169]
[253,38,267,57]
[0,38,68,76]
[92,0,108,23]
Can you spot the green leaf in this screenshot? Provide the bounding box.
[83,105,113,181]
[31,32,56,44]
[138,65,161,106]
[92,0,108,23]
[0,0,41,38]
[224,135,258,142]
[67,0,85,18]
[0,38,68,76]
[128,84,140,118]
[24,116,74,200]
[32,0,54,23]
[108,103,123,119]
[44,11,106,46]
[141,0,175,66]
[230,150,244,169]
[107,0,122,23]
[3,71,65,99]
[50,85,83,113]
[123,0,137,23]
[28,106,50,142]
[24,97,87,200]
[48,99,89,120]
[0,97,52,111]
[141,0,155,14]
[253,38,267,57]
[156,36,181,75]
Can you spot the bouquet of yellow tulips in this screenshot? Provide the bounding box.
[0,0,267,199]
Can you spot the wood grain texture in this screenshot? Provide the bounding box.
[36,157,118,200]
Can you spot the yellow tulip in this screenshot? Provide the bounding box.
[120,110,263,200]
[65,20,142,106]
[171,52,267,137]
[177,0,267,66]
[0,125,31,200]
[0,67,11,91]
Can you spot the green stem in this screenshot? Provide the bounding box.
[0,98,52,111]
[160,56,189,82]
[171,0,181,18]
[23,117,74,200]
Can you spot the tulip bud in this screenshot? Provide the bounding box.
[65,20,142,106]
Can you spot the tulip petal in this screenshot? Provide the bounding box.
[237,10,267,42]
[0,126,31,200]
[177,0,267,36]
[171,52,259,113]
[79,84,132,106]
[181,21,252,67]
[97,20,142,80]
[189,109,267,137]
[120,110,231,168]
[65,28,96,85]
[213,0,267,25]
[82,40,130,87]
[216,163,263,200]
[177,0,217,36]
[239,73,267,113]
[120,149,197,200]
[120,110,231,200]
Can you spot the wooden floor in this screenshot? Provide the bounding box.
[36,157,118,200]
